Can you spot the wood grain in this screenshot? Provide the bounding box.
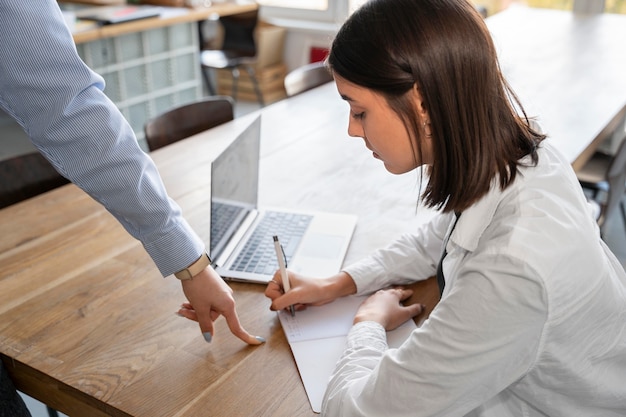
[2,7,625,415]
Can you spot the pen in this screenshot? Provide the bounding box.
[273,235,295,317]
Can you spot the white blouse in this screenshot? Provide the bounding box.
[324,141,626,416]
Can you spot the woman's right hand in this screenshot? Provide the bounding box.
[264,270,357,313]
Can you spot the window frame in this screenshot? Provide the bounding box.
[258,0,350,23]
[258,0,613,26]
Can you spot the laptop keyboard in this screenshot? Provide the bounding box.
[231,211,313,275]
[211,202,247,249]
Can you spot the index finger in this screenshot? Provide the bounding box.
[220,306,266,345]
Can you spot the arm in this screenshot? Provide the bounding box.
[265,214,451,312]
[344,213,451,294]
[322,253,548,416]
[0,0,198,276]
[0,0,263,345]
[265,270,358,312]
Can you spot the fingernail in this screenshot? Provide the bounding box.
[255,336,266,343]
[421,304,426,311]
[175,312,183,317]
[203,332,212,343]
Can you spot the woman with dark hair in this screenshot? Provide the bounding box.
[265,0,626,415]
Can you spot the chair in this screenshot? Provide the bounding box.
[577,132,626,236]
[0,151,69,210]
[283,61,333,97]
[199,10,264,106]
[143,96,235,152]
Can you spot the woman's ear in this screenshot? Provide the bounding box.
[412,84,429,123]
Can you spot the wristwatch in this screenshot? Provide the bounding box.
[174,253,211,280]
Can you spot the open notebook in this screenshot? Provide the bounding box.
[278,296,417,413]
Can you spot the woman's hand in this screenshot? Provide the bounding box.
[176,267,265,345]
[264,270,357,313]
[354,287,424,331]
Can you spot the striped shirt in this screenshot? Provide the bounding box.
[0,0,205,276]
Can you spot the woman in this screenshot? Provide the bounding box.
[265,0,626,415]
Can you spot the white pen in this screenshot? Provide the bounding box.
[273,235,295,317]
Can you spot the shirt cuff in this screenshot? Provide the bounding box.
[142,217,205,277]
[346,321,388,352]
[343,258,388,296]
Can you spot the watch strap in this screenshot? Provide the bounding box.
[174,253,211,280]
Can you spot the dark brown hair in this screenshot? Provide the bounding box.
[328,0,545,212]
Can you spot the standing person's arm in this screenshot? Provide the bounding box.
[0,0,263,345]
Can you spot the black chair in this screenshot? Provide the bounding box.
[200,10,264,106]
[144,96,235,152]
[284,61,333,97]
[0,151,69,210]
[577,132,626,236]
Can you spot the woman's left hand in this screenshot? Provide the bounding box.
[353,287,424,331]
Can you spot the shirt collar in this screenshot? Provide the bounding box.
[449,179,504,253]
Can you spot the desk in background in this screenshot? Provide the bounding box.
[0,2,259,159]
[68,3,259,44]
[69,2,258,150]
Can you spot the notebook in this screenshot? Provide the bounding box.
[278,295,417,413]
[76,5,162,25]
[210,115,357,284]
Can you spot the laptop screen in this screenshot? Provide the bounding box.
[209,116,261,260]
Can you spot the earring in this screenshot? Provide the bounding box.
[423,120,432,138]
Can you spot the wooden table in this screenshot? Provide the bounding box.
[487,5,626,171]
[0,82,439,416]
[3,6,625,415]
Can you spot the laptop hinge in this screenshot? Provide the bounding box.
[214,210,259,268]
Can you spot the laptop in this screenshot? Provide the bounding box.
[210,115,357,284]
[76,5,162,26]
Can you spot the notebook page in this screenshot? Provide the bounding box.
[289,321,417,413]
[278,295,365,343]
[278,295,418,413]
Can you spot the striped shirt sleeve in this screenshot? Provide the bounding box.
[0,0,205,276]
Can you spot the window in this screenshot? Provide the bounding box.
[479,0,625,14]
[257,0,341,22]
[256,0,368,23]
[349,0,369,12]
[257,0,328,10]
[258,0,625,25]
[525,0,574,9]
[606,0,626,12]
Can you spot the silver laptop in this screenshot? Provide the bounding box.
[76,5,162,25]
[210,115,357,284]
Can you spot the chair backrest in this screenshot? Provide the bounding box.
[0,151,69,209]
[220,9,259,57]
[601,132,626,227]
[284,61,333,97]
[144,96,235,152]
